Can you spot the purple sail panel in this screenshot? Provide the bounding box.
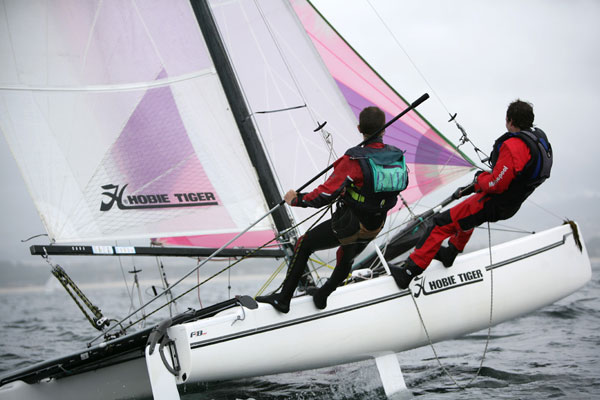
[108,69,220,201]
[293,0,473,205]
[336,80,470,167]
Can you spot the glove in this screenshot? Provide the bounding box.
[452,184,475,199]
[472,170,486,193]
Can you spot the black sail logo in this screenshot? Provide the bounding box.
[100,184,218,211]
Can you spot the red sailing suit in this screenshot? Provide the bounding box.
[409,137,531,269]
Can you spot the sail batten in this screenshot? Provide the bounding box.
[0,69,217,92]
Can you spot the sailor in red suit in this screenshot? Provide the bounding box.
[257,106,408,313]
[390,99,553,289]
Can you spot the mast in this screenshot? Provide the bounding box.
[189,0,295,250]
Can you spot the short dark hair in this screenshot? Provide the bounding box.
[506,100,534,130]
[359,106,386,136]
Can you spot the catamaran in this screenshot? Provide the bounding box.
[0,0,591,399]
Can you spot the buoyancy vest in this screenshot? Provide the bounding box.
[489,127,552,203]
[343,144,408,212]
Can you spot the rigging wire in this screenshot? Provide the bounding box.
[474,223,534,235]
[155,256,177,316]
[196,259,204,309]
[273,201,335,293]
[20,233,49,242]
[255,259,288,297]
[92,202,334,342]
[408,221,495,389]
[228,257,233,299]
[527,198,568,223]
[365,1,451,117]
[365,0,489,167]
[116,250,137,324]
[357,0,560,227]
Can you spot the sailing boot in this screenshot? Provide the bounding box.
[388,258,424,289]
[255,293,290,314]
[306,281,336,310]
[257,246,311,313]
[433,243,460,268]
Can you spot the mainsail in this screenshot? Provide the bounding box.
[160,0,475,248]
[0,0,472,249]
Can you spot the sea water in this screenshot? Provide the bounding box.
[0,258,598,399]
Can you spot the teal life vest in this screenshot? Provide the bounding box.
[343,144,408,212]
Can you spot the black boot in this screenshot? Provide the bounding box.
[255,293,290,314]
[389,258,424,289]
[307,281,335,310]
[433,243,460,268]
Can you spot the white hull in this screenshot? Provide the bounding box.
[173,223,591,382]
[0,223,591,399]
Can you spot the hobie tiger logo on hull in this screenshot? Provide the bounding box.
[100,184,218,211]
[413,269,484,297]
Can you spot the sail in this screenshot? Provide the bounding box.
[0,0,281,245]
[160,0,474,248]
[0,0,472,247]
[159,0,369,248]
[292,0,474,209]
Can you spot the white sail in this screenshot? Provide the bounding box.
[0,0,473,247]
[0,0,274,243]
[210,0,360,231]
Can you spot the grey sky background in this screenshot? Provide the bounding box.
[1,0,600,264]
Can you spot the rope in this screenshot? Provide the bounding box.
[408,221,495,389]
[20,233,49,242]
[255,259,288,297]
[115,202,334,336]
[264,201,334,294]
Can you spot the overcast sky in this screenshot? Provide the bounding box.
[1,0,599,263]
